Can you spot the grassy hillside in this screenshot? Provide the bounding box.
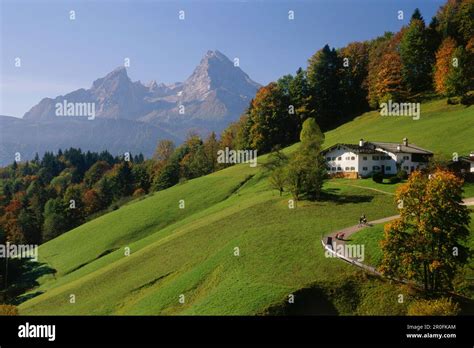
[325,99,474,156]
[18,99,474,315]
[18,158,402,315]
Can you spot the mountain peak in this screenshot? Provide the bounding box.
[105,66,128,78]
[181,50,260,102]
[92,66,131,90]
[202,50,231,65]
[22,50,260,138]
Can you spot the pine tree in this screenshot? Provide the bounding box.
[400,10,434,93]
[339,41,370,115]
[307,45,343,130]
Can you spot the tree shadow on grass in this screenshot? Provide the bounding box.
[312,190,374,205]
[264,284,339,315]
[3,260,56,305]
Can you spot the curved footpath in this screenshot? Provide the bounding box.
[322,197,474,276]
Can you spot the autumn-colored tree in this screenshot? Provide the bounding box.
[0,198,25,243]
[367,32,405,107]
[153,139,175,163]
[247,83,298,153]
[434,37,458,94]
[374,50,405,104]
[132,188,146,198]
[0,304,18,315]
[83,188,103,215]
[380,169,470,292]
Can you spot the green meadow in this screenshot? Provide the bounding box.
[325,99,474,156]
[18,99,474,315]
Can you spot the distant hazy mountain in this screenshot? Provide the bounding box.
[0,115,179,166]
[1,50,260,165]
[23,50,260,138]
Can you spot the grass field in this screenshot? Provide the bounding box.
[325,99,474,156]
[18,162,401,315]
[17,99,474,315]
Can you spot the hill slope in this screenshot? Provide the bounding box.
[18,99,474,315]
[324,99,474,156]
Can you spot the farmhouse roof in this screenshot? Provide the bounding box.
[322,143,378,154]
[371,142,433,155]
[322,141,433,155]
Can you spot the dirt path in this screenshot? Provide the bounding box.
[336,183,396,196]
[323,198,474,273]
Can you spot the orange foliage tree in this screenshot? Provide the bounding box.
[434,37,458,94]
[380,169,470,292]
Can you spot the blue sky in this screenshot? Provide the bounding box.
[0,0,444,117]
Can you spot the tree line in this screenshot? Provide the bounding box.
[221,1,473,155]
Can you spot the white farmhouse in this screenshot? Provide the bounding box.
[322,138,433,179]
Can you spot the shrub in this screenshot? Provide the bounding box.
[396,170,408,180]
[372,172,384,183]
[407,298,460,316]
[0,304,18,316]
[389,176,401,184]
